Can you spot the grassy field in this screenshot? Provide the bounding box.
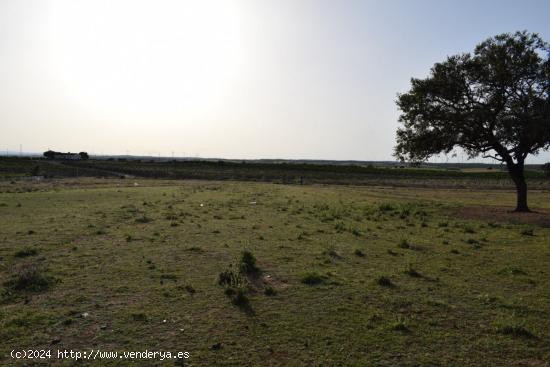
[1,178,550,366]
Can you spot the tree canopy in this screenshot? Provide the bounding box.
[395,31,550,211]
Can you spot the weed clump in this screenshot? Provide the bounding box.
[378,203,395,212]
[376,276,393,287]
[520,228,534,236]
[3,264,55,296]
[398,238,410,249]
[301,272,326,285]
[14,248,38,258]
[264,286,277,296]
[218,267,244,287]
[231,288,250,308]
[131,313,148,322]
[495,319,535,338]
[239,250,259,274]
[218,250,262,312]
[135,215,152,223]
[354,249,365,257]
[390,316,409,332]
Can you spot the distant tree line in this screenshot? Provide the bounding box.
[43,150,89,160]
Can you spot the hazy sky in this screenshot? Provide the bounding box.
[1,0,550,162]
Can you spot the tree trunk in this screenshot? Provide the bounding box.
[508,163,530,212]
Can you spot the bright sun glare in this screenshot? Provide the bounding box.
[45,0,246,121]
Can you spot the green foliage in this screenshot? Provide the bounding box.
[239,249,259,274]
[395,31,550,164]
[390,316,409,332]
[395,31,550,211]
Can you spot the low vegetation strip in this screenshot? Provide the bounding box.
[2,157,549,190]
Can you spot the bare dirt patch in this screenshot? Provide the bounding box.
[455,206,550,227]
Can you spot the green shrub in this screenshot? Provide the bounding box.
[239,250,259,274]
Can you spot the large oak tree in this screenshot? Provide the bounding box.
[395,31,550,212]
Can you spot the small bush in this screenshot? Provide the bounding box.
[239,250,259,274]
[218,268,242,287]
[495,320,534,338]
[264,286,277,296]
[4,265,55,294]
[14,248,38,258]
